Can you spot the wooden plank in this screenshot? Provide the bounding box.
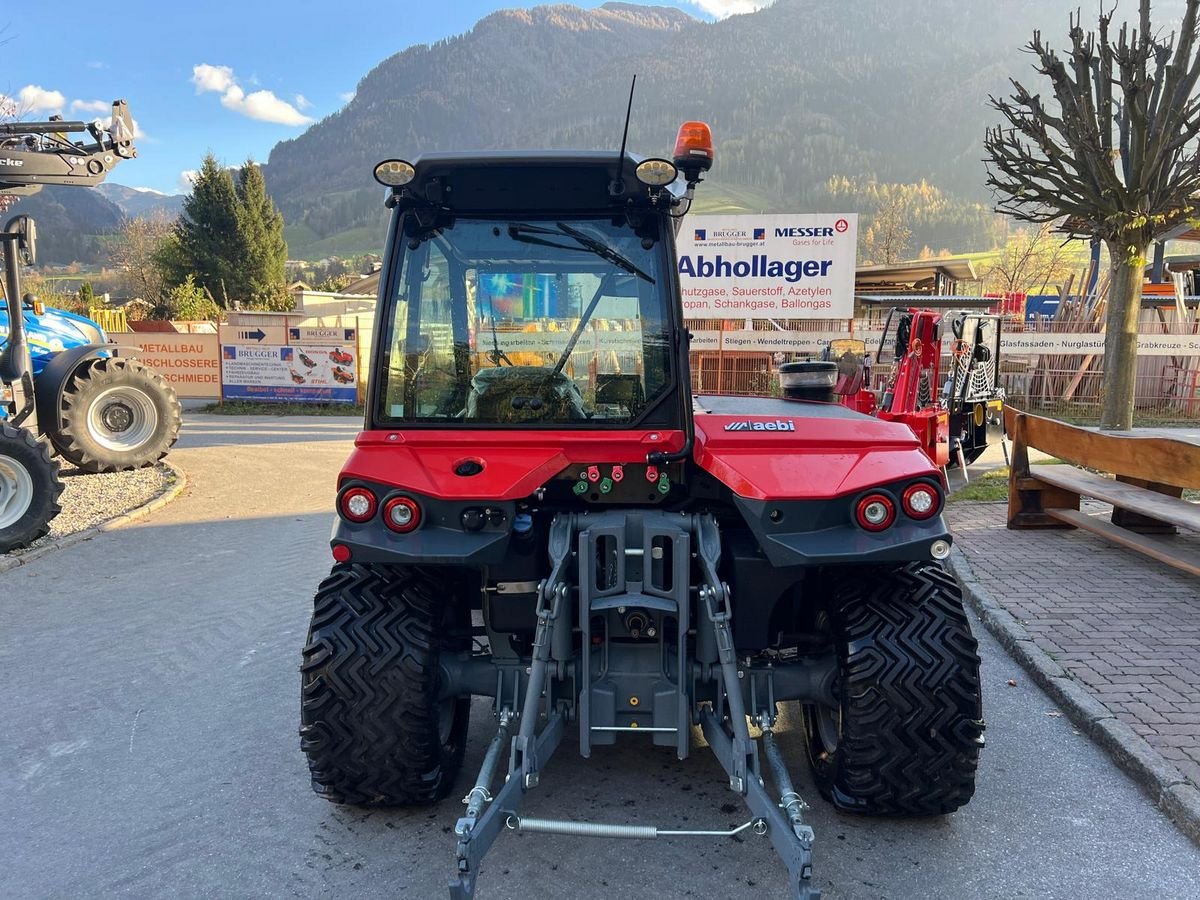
[1045,508,1200,577]
[1003,406,1200,489]
[1113,476,1186,532]
[1033,466,1200,530]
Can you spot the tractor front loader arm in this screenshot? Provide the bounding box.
[0,100,136,193]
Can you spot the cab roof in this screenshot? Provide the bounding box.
[394,151,682,213]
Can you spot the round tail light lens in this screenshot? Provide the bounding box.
[855,493,896,532]
[902,483,941,520]
[339,487,377,523]
[384,496,421,533]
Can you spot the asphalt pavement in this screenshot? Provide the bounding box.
[4,414,1198,899]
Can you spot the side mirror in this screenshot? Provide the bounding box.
[3,215,37,266]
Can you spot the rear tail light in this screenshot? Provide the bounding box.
[339,486,377,523]
[384,496,422,533]
[902,483,941,520]
[855,493,896,532]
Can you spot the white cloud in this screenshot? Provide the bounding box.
[86,61,107,70]
[222,85,312,126]
[191,63,313,126]
[178,169,199,192]
[72,99,111,114]
[17,84,66,113]
[683,0,768,18]
[339,90,355,104]
[192,63,236,94]
[294,94,311,110]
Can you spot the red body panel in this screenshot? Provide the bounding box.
[340,428,685,500]
[692,413,938,500]
[879,408,951,468]
[339,408,942,503]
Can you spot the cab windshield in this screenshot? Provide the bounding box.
[377,216,673,426]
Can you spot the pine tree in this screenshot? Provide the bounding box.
[236,160,290,309]
[171,154,243,307]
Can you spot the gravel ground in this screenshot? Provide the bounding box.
[9,463,174,556]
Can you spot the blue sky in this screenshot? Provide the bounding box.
[3,1,758,195]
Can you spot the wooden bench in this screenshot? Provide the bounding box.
[1005,407,1200,577]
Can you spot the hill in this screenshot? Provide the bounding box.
[264,0,1141,259]
[5,186,124,265]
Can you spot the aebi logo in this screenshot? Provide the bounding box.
[724,419,796,432]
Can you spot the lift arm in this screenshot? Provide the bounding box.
[0,100,136,194]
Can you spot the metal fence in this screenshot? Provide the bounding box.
[687,311,1200,423]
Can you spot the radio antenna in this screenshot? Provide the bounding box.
[610,74,637,197]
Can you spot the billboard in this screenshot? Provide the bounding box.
[677,214,858,319]
[219,325,359,403]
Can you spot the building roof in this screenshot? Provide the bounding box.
[854,258,978,293]
[329,272,378,296]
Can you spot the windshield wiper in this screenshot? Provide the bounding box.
[507,222,654,283]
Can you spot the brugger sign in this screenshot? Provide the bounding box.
[677,214,858,319]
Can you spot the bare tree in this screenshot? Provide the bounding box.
[106,214,176,306]
[984,0,1200,429]
[985,224,1076,295]
[862,194,913,265]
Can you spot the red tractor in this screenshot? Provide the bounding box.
[300,126,984,899]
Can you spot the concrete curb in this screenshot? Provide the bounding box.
[947,545,1200,846]
[0,459,188,576]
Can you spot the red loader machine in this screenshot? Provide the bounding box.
[300,122,985,899]
[816,308,1005,473]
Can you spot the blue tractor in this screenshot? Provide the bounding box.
[0,102,182,552]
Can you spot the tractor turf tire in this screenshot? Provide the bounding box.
[300,563,472,806]
[0,423,63,554]
[50,357,181,474]
[803,561,984,816]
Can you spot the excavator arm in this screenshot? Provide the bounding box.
[0,99,136,194]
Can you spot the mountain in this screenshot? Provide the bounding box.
[5,186,124,266]
[95,183,186,219]
[265,0,1158,259]
[1,184,184,266]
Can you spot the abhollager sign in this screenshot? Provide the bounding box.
[677,214,858,319]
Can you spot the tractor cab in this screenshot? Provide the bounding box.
[369,149,696,442]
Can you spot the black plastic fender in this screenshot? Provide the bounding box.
[32,343,140,435]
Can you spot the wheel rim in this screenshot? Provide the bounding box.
[812,611,842,753]
[0,453,35,530]
[86,386,159,453]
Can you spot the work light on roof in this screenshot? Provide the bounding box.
[374,159,415,187]
[635,158,678,187]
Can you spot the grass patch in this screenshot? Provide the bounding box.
[950,467,1011,502]
[199,401,364,417]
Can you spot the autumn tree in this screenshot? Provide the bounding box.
[106,214,176,306]
[861,194,913,265]
[984,1,1200,429]
[984,224,1076,295]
